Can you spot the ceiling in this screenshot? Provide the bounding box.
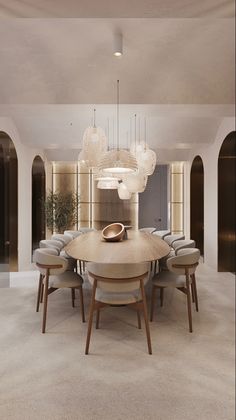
[0,1,235,160]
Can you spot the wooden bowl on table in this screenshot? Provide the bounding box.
[102,223,125,242]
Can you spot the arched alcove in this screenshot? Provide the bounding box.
[218,131,236,273]
[32,156,45,252]
[0,131,18,272]
[190,155,204,255]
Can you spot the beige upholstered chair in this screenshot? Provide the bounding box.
[51,233,73,246]
[40,239,76,271]
[85,262,152,355]
[79,227,96,234]
[150,248,200,332]
[152,230,171,239]
[160,239,196,271]
[35,248,85,333]
[164,234,185,247]
[64,230,82,239]
[139,227,157,233]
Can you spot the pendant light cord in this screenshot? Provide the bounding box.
[93,108,96,128]
[117,80,119,151]
[134,114,137,151]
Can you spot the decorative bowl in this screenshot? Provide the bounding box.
[102,223,125,242]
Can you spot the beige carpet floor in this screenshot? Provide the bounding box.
[0,264,235,420]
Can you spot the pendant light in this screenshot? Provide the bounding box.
[81,109,108,168]
[133,117,157,176]
[118,182,132,199]
[97,178,119,189]
[98,80,138,174]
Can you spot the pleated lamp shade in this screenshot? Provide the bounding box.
[122,168,148,193]
[98,149,138,174]
[97,178,119,189]
[130,141,149,155]
[82,126,108,168]
[136,149,157,176]
[118,182,132,199]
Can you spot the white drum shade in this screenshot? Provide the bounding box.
[82,126,108,168]
[97,178,119,189]
[98,149,138,174]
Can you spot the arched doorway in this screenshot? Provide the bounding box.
[0,131,18,272]
[190,156,204,255]
[218,131,236,273]
[32,156,45,253]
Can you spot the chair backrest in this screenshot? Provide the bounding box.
[152,230,171,239]
[167,248,200,275]
[172,239,196,254]
[64,230,82,239]
[51,234,72,245]
[34,248,68,275]
[79,227,96,234]
[87,262,150,293]
[139,227,157,233]
[39,239,63,253]
[164,234,185,246]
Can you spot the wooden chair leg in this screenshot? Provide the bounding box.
[79,286,85,322]
[40,282,44,303]
[85,280,97,354]
[71,288,75,308]
[186,274,193,333]
[150,285,157,322]
[191,283,195,303]
[140,280,152,354]
[192,274,199,312]
[79,260,82,275]
[160,287,164,307]
[36,274,43,312]
[96,309,100,329]
[137,310,141,329]
[154,260,157,274]
[42,273,49,334]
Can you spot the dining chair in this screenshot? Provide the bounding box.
[64,230,82,239]
[152,230,171,239]
[51,233,73,246]
[150,248,200,332]
[160,239,196,271]
[40,239,77,271]
[35,248,85,333]
[139,227,157,233]
[85,262,152,355]
[164,234,185,247]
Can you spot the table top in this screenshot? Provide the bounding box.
[65,230,170,264]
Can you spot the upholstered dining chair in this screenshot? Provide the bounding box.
[159,239,196,271]
[139,227,157,233]
[152,230,171,239]
[51,233,73,246]
[35,248,85,333]
[150,248,200,333]
[164,234,185,247]
[85,262,152,355]
[40,239,77,271]
[64,230,82,239]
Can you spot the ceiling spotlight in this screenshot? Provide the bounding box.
[113,33,123,56]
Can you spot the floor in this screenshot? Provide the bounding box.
[0,263,235,420]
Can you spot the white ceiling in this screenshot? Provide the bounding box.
[0,2,235,159]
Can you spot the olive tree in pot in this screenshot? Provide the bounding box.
[44,190,79,234]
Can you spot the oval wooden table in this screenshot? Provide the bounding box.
[65,229,170,263]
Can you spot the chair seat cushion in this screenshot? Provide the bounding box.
[152,270,191,288]
[95,289,141,305]
[45,271,83,288]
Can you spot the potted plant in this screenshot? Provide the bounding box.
[44,190,79,233]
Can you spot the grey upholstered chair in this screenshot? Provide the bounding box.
[35,248,85,333]
[79,227,96,234]
[160,239,196,271]
[85,262,152,355]
[51,233,73,246]
[150,248,200,332]
[164,234,185,247]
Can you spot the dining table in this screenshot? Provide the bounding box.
[65,229,170,264]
